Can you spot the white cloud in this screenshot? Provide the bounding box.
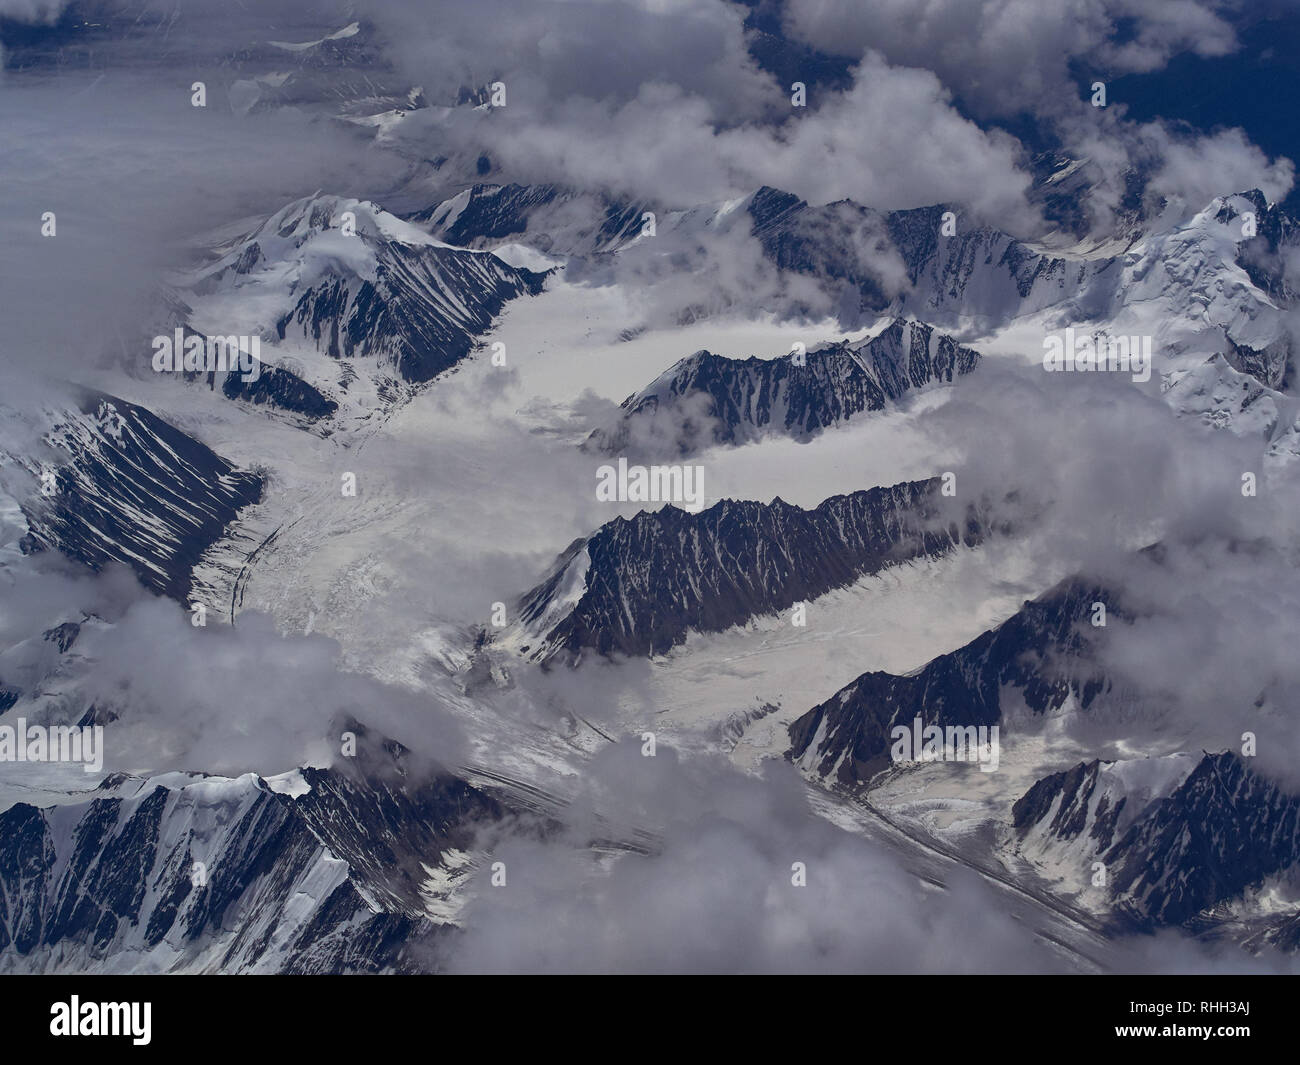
[781,0,1239,119]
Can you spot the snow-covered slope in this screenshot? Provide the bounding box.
[178,194,547,395]
[419,178,1296,406]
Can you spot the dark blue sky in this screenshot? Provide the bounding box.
[1094,10,1300,208]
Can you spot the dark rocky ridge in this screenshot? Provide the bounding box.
[0,753,509,973]
[516,477,983,662]
[589,318,981,455]
[1015,752,1300,929]
[788,576,1117,786]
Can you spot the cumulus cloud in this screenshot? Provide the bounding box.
[1051,109,1295,231]
[909,356,1300,787]
[779,0,1292,235]
[0,73,394,384]
[437,742,1074,973]
[379,0,781,119]
[0,556,469,778]
[77,599,468,777]
[385,44,1039,227]
[780,0,1239,120]
[1086,538,1300,787]
[1146,123,1296,208]
[922,361,1260,566]
[432,738,1300,972]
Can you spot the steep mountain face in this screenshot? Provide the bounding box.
[746,185,1117,326]
[213,357,339,420]
[1123,193,1295,390]
[227,21,416,119]
[0,613,109,725]
[183,194,546,386]
[148,301,339,423]
[287,760,506,918]
[589,318,981,454]
[1012,754,1199,881]
[788,577,1115,786]
[508,478,980,663]
[1028,152,1149,243]
[749,187,1298,392]
[416,183,648,255]
[1219,188,1300,307]
[0,756,509,974]
[1264,907,1300,952]
[1014,753,1300,929]
[413,179,1295,402]
[8,391,263,601]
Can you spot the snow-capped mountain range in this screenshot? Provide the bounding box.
[5,7,1300,975]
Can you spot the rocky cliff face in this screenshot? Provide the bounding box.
[788,577,1114,786]
[589,319,981,455]
[1013,752,1300,929]
[14,391,263,601]
[0,750,511,973]
[510,478,981,663]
